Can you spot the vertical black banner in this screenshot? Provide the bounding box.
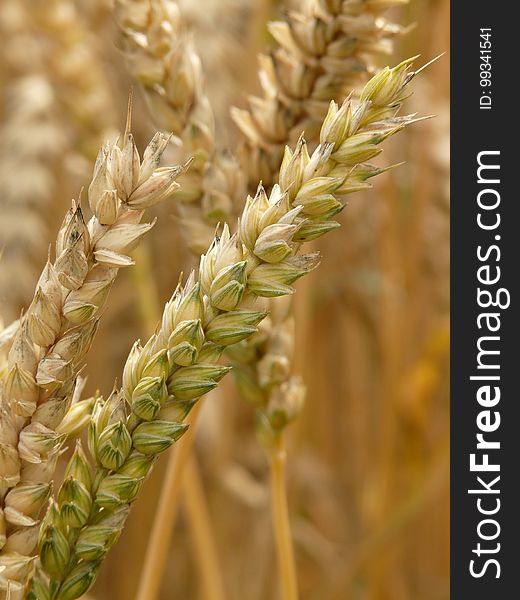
[451,3,518,598]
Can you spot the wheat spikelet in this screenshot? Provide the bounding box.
[28,60,420,599]
[0,113,186,596]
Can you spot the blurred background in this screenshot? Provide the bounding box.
[0,0,449,598]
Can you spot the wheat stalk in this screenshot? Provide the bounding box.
[0,108,186,597]
[26,60,420,599]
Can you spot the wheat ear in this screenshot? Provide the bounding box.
[0,111,186,597]
[227,0,408,441]
[114,0,246,254]
[224,6,408,584]
[27,60,420,600]
[231,0,407,188]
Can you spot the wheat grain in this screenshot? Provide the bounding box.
[28,60,420,599]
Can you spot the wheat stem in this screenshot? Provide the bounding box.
[269,433,298,600]
[135,402,202,600]
[183,455,226,600]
